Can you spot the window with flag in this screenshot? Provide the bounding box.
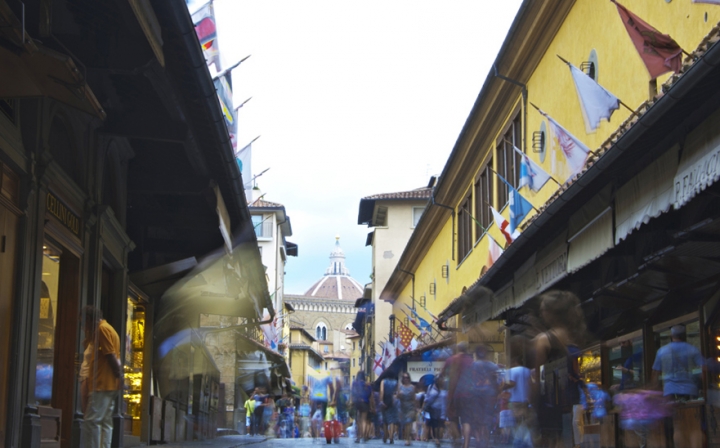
[457,194,472,261]
[474,160,493,243]
[496,114,522,208]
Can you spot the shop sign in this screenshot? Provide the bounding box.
[46,192,81,236]
[406,361,444,381]
[673,144,720,209]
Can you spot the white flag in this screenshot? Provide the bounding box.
[515,146,552,192]
[382,341,396,368]
[410,337,419,351]
[487,236,504,267]
[568,64,620,133]
[540,109,591,179]
[373,353,384,377]
[236,143,252,191]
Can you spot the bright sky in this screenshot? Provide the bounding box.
[189,1,523,294]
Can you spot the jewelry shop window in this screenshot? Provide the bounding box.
[36,242,61,404]
[123,295,145,436]
[607,330,645,392]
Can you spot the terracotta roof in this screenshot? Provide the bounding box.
[304,275,364,300]
[248,198,284,208]
[361,187,432,201]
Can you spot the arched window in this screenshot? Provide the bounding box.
[316,322,327,341]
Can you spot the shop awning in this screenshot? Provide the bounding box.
[615,145,678,244]
[0,45,105,119]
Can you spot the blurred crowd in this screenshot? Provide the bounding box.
[245,289,707,448]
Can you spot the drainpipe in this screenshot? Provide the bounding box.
[430,186,456,261]
[493,65,528,153]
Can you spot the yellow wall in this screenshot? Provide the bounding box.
[389,0,720,337]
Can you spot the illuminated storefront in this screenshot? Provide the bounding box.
[123,290,148,437]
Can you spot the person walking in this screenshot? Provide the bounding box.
[422,377,445,447]
[379,375,399,444]
[81,306,121,448]
[504,349,533,447]
[351,372,373,442]
[244,391,257,435]
[467,345,500,448]
[397,373,417,446]
[651,324,705,448]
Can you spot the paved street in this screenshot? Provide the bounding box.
[159,435,514,448]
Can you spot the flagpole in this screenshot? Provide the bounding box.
[530,103,600,157]
[487,167,541,213]
[235,97,252,112]
[504,139,563,187]
[212,55,251,80]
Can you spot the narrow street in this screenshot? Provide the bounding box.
[160,435,514,448]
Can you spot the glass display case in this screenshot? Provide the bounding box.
[607,330,644,391]
[123,296,145,436]
[578,345,602,385]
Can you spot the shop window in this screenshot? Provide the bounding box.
[607,331,645,391]
[36,242,61,404]
[123,296,145,436]
[496,114,522,208]
[474,161,493,242]
[457,194,472,261]
[653,319,702,393]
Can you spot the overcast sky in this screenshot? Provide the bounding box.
[190,1,523,294]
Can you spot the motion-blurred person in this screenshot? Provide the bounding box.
[397,373,417,446]
[351,372,373,442]
[81,306,121,448]
[468,344,500,448]
[335,376,349,431]
[311,375,334,421]
[533,291,587,448]
[440,341,473,443]
[503,336,534,445]
[298,395,312,437]
[244,390,257,435]
[422,377,445,447]
[651,324,705,448]
[379,374,399,443]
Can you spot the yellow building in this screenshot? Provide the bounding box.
[288,327,324,389]
[382,0,720,444]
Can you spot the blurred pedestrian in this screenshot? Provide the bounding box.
[244,391,257,435]
[397,373,417,446]
[467,344,499,448]
[423,377,445,447]
[81,306,121,448]
[651,324,705,448]
[533,290,587,448]
[440,342,473,447]
[351,372,373,442]
[379,375,399,443]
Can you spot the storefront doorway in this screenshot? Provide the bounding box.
[36,237,82,448]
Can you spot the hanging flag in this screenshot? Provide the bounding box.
[404,305,432,330]
[214,73,237,150]
[567,63,620,133]
[382,341,396,368]
[491,207,516,246]
[509,186,533,234]
[192,2,221,71]
[410,337,419,351]
[373,353,384,377]
[515,146,552,192]
[236,143,252,191]
[487,235,504,267]
[612,1,683,79]
[260,311,278,351]
[538,108,591,179]
[397,321,414,352]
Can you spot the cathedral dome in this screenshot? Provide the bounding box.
[304,237,364,300]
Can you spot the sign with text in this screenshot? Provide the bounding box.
[406,361,444,382]
[46,192,81,237]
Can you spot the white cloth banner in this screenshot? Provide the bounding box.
[568,64,620,133]
[616,146,678,244]
[236,143,252,191]
[515,146,552,192]
[542,109,591,179]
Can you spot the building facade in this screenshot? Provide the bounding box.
[357,185,432,378]
[380,1,720,446]
[0,0,273,446]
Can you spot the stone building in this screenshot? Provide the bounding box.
[285,238,364,385]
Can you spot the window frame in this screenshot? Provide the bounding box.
[474,159,493,244]
[457,194,473,262]
[411,206,425,228]
[496,114,522,208]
